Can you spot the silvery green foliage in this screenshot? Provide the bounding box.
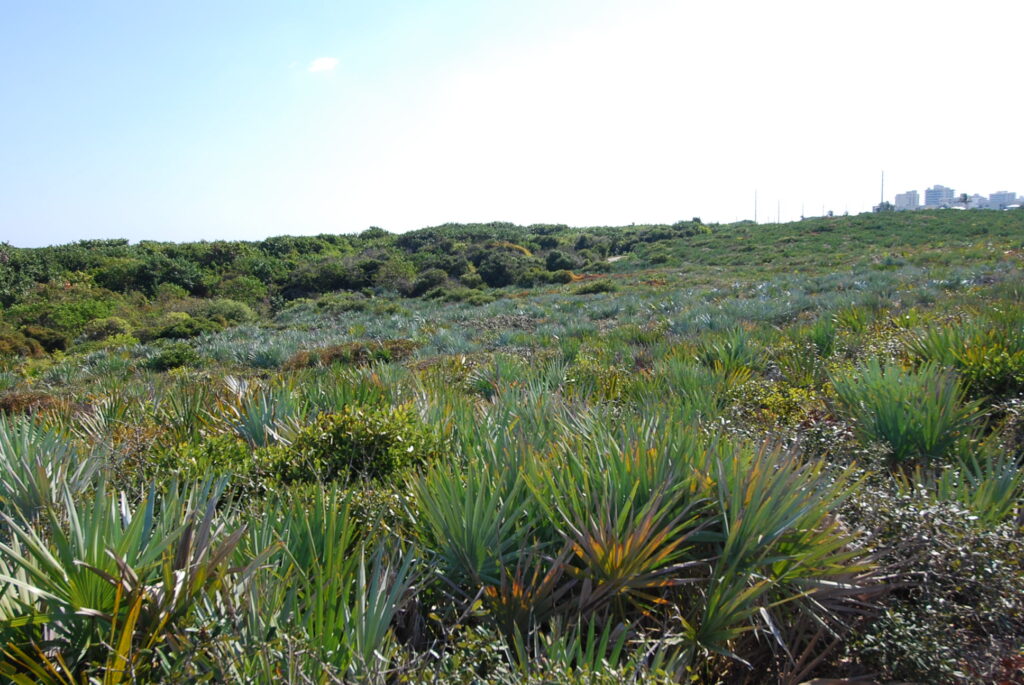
[0,415,98,519]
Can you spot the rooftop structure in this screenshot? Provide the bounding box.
[894,190,920,211]
[924,185,956,208]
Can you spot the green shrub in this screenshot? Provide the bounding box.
[275,403,446,483]
[476,251,532,288]
[955,343,1024,400]
[833,305,871,333]
[411,268,449,297]
[143,312,223,341]
[145,341,201,371]
[843,488,1024,683]
[427,286,495,304]
[153,282,189,302]
[514,268,545,288]
[646,246,672,264]
[150,434,278,491]
[732,378,820,428]
[583,260,612,273]
[830,360,985,465]
[697,329,762,374]
[464,291,496,306]
[371,300,408,315]
[20,324,69,352]
[574,280,618,295]
[311,292,370,315]
[807,316,837,357]
[907,321,1024,400]
[73,332,139,354]
[215,274,268,306]
[186,297,256,325]
[545,250,578,272]
[79,316,132,341]
[459,270,485,289]
[0,330,44,358]
[5,282,122,337]
[546,269,575,284]
[896,448,1024,526]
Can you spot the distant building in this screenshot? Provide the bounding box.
[924,185,956,208]
[894,190,920,211]
[990,190,1018,209]
[969,193,988,209]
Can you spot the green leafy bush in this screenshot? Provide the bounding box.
[0,330,43,358]
[5,282,123,337]
[732,378,820,427]
[19,324,69,352]
[545,250,578,272]
[459,270,485,289]
[0,414,97,517]
[830,360,985,465]
[696,328,762,374]
[895,447,1024,526]
[807,316,837,357]
[186,297,256,325]
[476,251,533,288]
[275,403,446,483]
[79,315,132,341]
[411,268,449,296]
[0,482,258,683]
[138,312,223,341]
[150,434,278,492]
[906,318,1024,400]
[514,268,545,288]
[145,341,201,371]
[955,343,1024,399]
[574,280,618,295]
[843,488,1024,682]
[546,269,575,284]
[215,274,268,306]
[153,281,189,302]
[427,286,496,304]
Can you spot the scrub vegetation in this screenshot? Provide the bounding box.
[0,209,1023,683]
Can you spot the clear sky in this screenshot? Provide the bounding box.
[2,0,1022,247]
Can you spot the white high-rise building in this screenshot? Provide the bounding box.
[894,190,920,211]
[925,185,956,208]
[990,191,1018,209]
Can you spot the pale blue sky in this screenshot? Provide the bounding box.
[2,1,1022,247]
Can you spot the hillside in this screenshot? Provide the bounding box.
[0,208,1023,683]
